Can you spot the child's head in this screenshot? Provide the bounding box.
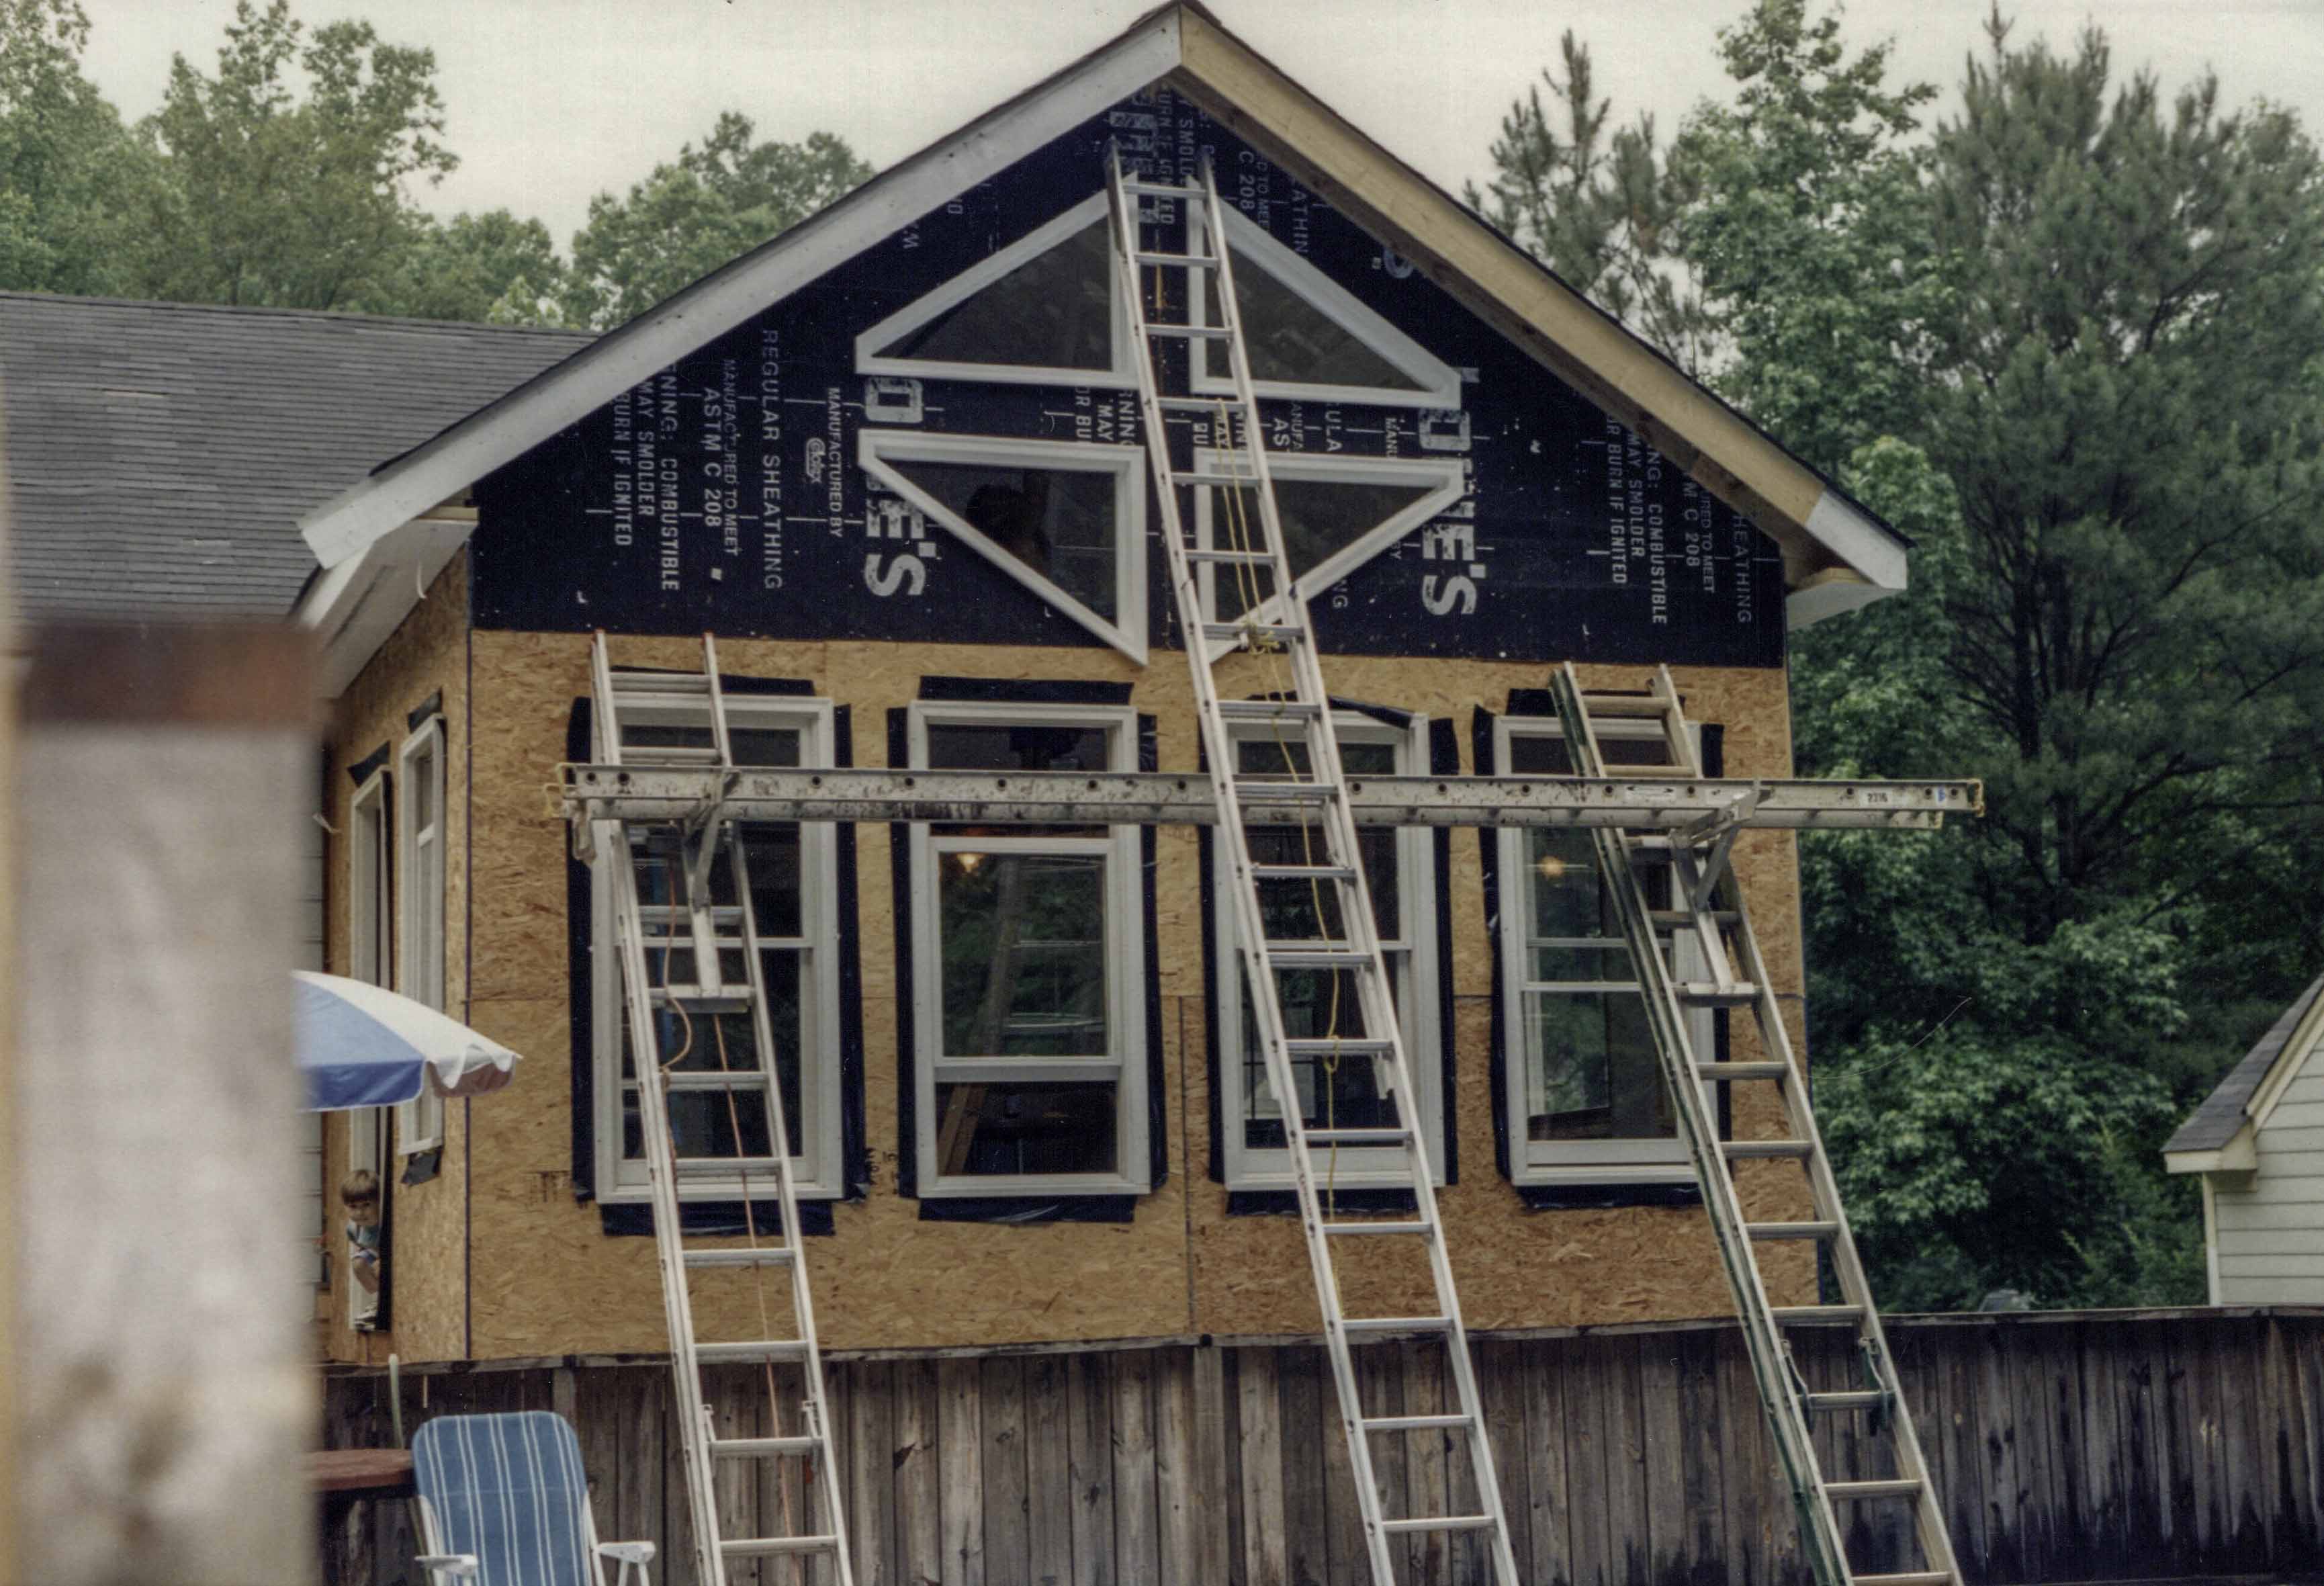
[341,1169,381,1227]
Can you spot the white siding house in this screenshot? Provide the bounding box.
[2165,971,2324,1303]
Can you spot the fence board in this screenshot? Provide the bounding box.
[320,1309,2324,1586]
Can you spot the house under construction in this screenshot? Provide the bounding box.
[273,5,1983,1583]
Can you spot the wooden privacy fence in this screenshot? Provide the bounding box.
[322,1307,2323,1586]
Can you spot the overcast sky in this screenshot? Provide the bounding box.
[79,0,2324,247]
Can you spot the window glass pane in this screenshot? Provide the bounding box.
[744,824,803,938]
[940,851,1108,1057]
[932,1082,1118,1176]
[1205,255,1421,391]
[1207,480,1437,617]
[926,721,1112,774]
[1525,990,1670,1142]
[879,218,1112,371]
[410,746,435,832]
[890,457,1119,620]
[1239,964,1405,1147]
[729,728,802,768]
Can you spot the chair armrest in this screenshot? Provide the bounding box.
[598,1539,656,1585]
[414,1555,480,1582]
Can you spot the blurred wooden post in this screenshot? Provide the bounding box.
[13,625,317,1586]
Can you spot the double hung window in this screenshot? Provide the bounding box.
[395,719,447,1154]
[1494,717,1713,1186]
[1212,712,1443,1189]
[591,695,846,1200]
[907,702,1149,1196]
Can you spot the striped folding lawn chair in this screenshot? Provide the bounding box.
[412,1411,656,1586]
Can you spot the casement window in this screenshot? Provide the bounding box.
[1190,448,1465,635]
[394,717,447,1155]
[1212,711,1444,1190]
[345,768,392,1329]
[906,701,1149,1196]
[855,193,1134,390]
[591,695,846,1200]
[1188,203,1461,410]
[1492,715,1713,1186]
[860,429,1149,662]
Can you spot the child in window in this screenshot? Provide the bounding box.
[341,1170,383,1295]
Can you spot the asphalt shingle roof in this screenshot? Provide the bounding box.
[0,292,590,622]
[2166,970,2324,1153]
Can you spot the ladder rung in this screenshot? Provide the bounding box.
[1186,547,1273,565]
[1676,981,1760,1007]
[695,1339,811,1365]
[1855,1575,1953,1586]
[1827,1479,1926,1500]
[1267,947,1374,971]
[1122,177,1203,198]
[624,744,723,764]
[683,1246,796,1270]
[662,1069,773,1092]
[1239,781,1337,803]
[1382,1514,1496,1534]
[611,670,713,693]
[1805,1391,1887,1413]
[1746,1221,1838,1241]
[1340,1315,1451,1334]
[1285,1038,1391,1059]
[1174,468,1259,488]
[1203,621,1306,646]
[1304,1127,1411,1146]
[1363,1413,1472,1433]
[1149,323,1233,341]
[1218,699,1323,723]
[1321,1221,1431,1237]
[1650,908,1740,928]
[1773,1304,1866,1325]
[710,1436,822,1459]
[721,1535,842,1557]
[1721,1139,1814,1160]
[1696,1061,1790,1082]
[652,988,755,1015]
[1133,249,1216,268]
[1572,693,1671,718]
[1155,394,1238,412]
[1250,864,1357,884]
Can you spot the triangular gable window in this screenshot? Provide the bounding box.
[1192,205,1460,410]
[859,430,1147,662]
[856,193,1132,389]
[1193,451,1464,631]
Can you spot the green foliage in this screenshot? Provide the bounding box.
[0,0,151,295]
[363,208,567,325]
[561,114,871,330]
[1484,1,2324,1308]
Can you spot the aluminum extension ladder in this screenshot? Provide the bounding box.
[1106,148,1523,1585]
[1550,662,1962,1586]
[588,631,854,1586]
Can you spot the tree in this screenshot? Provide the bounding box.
[132,0,456,311]
[0,0,151,295]
[363,208,568,325]
[1465,32,1709,370]
[561,113,871,329]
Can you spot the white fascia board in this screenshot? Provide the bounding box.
[2250,989,2324,1131]
[2164,1129,2259,1176]
[1805,489,1909,588]
[297,11,1184,575]
[296,516,472,697]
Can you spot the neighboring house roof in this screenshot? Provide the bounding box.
[2165,969,2324,1163]
[0,292,590,623]
[295,0,1912,696]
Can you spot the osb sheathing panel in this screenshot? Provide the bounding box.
[462,633,1814,1355]
[319,553,472,1364]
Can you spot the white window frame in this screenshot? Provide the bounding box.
[1190,202,1462,410]
[1212,710,1445,1190]
[1493,714,1715,1187]
[854,192,1135,391]
[907,700,1150,1198]
[395,717,447,1155]
[590,695,848,1202]
[345,768,392,1329]
[859,428,1149,662]
[1191,446,1466,656]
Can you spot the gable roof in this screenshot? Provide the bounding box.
[2166,970,2324,1160]
[0,292,589,623]
[295,1,1910,694]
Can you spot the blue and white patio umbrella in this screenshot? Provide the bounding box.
[295,971,521,1112]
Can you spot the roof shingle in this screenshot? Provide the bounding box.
[2166,971,2324,1153]
[0,292,589,622]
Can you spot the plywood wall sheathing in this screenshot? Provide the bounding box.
[457,632,1814,1357]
